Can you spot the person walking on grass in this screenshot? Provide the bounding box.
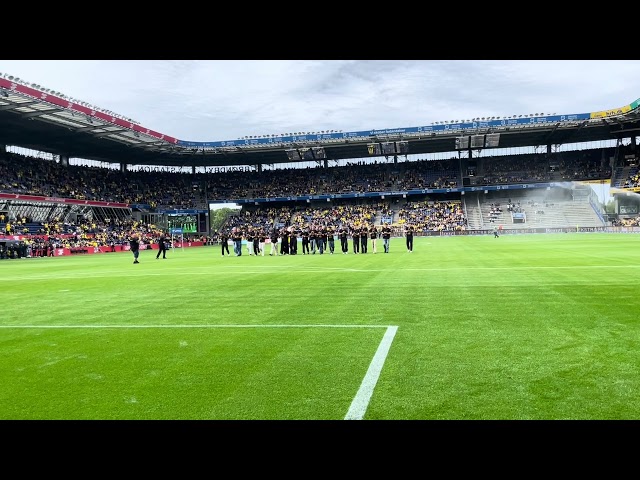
[370,225,378,254]
[405,225,414,252]
[220,230,230,256]
[339,226,349,254]
[130,235,140,264]
[269,228,279,256]
[382,222,392,253]
[156,232,168,259]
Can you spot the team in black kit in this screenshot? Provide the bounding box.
[126,222,409,265]
[216,222,410,258]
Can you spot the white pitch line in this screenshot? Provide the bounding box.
[345,325,398,420]
[0,324,389,329]
[7,322,397,419]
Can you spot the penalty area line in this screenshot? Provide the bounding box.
[0,324,391,329]
[345,325,398,420]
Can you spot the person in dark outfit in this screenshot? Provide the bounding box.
[317,227,325,254]
[220,231,230,256]
[351,225,360,254]
[289,228,297,255]
[232,228,243,256]
[405,225,414,252]
[269,228,279,256]
[246,229,255,256]
[301,228,310,254]
[339,227,349,254]
[309,229,317,254]
[370,226,378,254]
[253,232,261,256]
[130,235,140,264]
[327,226,336,254]
[382,223,392,253]
[360,226,368,254]
[280,229,289,255]
[156,232,168,259]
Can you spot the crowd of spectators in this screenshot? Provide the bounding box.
[396,200,467,232]
[0,147,621,212]
[619,166,640,189]
[612,215,640,227]
[0,215,210,258]
[4,145,639,251]
[473,150,612,186]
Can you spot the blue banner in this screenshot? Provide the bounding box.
[177,114,592,149]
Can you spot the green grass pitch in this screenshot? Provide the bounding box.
[2,233,639,420]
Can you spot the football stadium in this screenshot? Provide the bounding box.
[2,71,640,420]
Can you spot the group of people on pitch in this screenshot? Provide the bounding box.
[129,232,169,263]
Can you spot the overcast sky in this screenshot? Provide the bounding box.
[1,60,640,143]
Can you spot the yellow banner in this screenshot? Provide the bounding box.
[611,186,640,193]
[590,105,631,118]
[579,179,611,185]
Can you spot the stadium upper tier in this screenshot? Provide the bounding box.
[1,77,639,152]
[3,75,640,170]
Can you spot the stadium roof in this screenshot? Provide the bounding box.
[2,81,640,168]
